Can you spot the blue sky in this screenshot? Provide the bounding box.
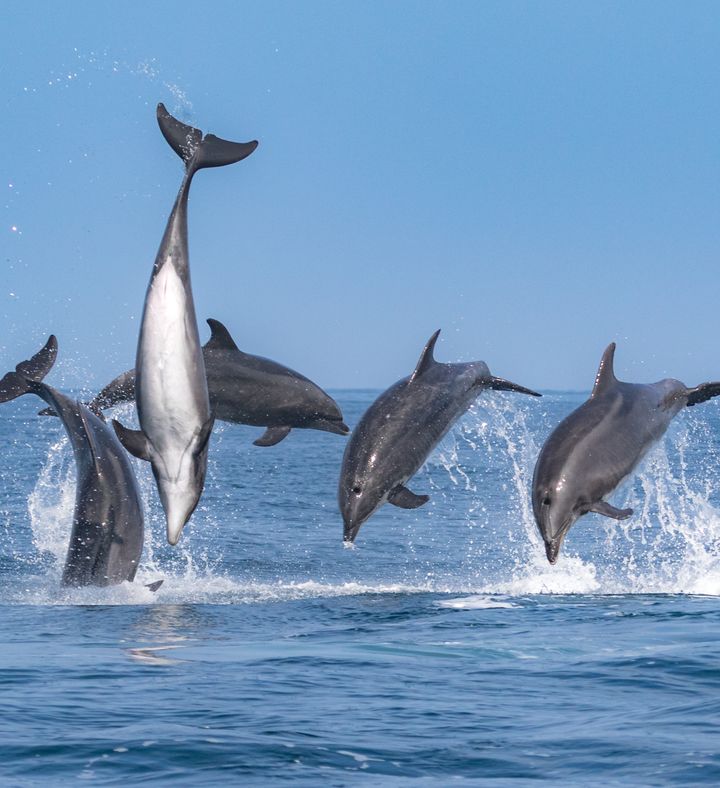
[2,1,719,391]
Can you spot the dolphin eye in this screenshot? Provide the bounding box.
[352,486,362,495]
[542,497,551,506]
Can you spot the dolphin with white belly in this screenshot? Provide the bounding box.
[0,337,149,587]
[113,104,257,545]
[70,318,348,445]
[339,330,541,543]
[532,342,720,564]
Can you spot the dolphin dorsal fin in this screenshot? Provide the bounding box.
[591,343,618,397]
[410,330,441,383]
[205,319,239,352]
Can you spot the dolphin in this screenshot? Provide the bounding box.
[532,342,720,564]
[69,318,348,446]
[0,337,149,587]
[113,104,257,545]
[339,330,541,543]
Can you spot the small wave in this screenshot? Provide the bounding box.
[437,595,517,609]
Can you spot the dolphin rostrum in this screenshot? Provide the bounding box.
[70,318,348,446]
[532,342,720,564]
[0,337,149,587]
[113,104,257,545]
[339,330,541,543]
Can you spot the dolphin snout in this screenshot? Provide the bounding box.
[324,419,350,436]
[544,540,560,564]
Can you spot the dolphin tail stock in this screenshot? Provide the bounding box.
[85,369,137,414]
[157,103,258,173]
[487,377,541,397]
[0,335,58,404]
[39,399,106,419]
[686,382,720,407]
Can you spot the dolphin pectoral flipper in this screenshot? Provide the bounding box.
[253,426,291,447]
[145,580,164,593]
[195,415,215,455]
[388,485,430,509]
[587,501,633,520]
[487,377,542,397]
[686,382,720,407]
[112,420,153,462]
[157,104,258,172]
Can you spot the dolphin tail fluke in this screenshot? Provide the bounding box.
[145,579,164,593]
[686,382,720,407]
[488,377,542,397]
[157,104,258,172]
[0,336,57,403]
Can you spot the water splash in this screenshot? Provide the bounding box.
[433,395,720,596]
[27,433,75,573]
[12,394,720,604]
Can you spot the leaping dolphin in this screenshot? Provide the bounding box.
[70,318,348,446]
[339,330,541,543]
[113,104,258,545]
[532,342,720,564]
[0,337,148,587]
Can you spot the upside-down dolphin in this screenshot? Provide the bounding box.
[70,318,348,446]
[113,104,257,545]
[339,330,541,543]
[0,337,149,587]
[532,342,720,564]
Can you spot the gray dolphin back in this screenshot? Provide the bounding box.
[0,338,145,586]
[532,342,720,564]
[339,329,541,543]
[85,317,349,443]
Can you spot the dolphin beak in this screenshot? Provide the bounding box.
[343,521,360,543]
[545,540,560,564]
[328,420,350,436]
[316,418,350,436]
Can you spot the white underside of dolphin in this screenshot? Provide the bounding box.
[113,104,257,545]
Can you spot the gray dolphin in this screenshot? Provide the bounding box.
[73,318,348,446]
[339,330,541,543]
[113,105,257,545]
[532,342,720,564]
[0,337,148,587]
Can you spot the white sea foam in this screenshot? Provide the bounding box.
[438,596,517,610]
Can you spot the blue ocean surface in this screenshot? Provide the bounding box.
[1,389,720,785]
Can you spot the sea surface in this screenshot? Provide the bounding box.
[1,389,720,786]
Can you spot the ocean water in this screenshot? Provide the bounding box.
[2,389,720,785]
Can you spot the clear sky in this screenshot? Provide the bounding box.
[2,1,718,392]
